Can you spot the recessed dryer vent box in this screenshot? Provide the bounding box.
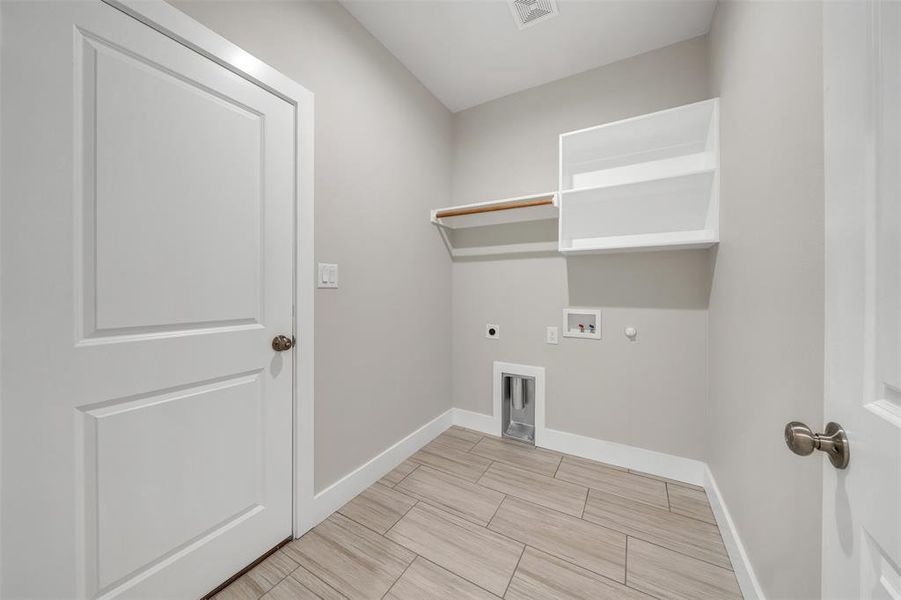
[563,308,601,339]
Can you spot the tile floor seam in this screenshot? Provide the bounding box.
[393,463,422,488]
[396,463,503,520]
[404,554,510,598]
[496,492,733,578]
[287,563,348,600]
[469,456,563,478]
[233,563,293,600]
[256,572,289,600]
[337,508,398,537]
[477,468,589,521]
[618,544,670,600]
[670,509,721,527]
[221,549,300,600]
[494,492,624,538]
[461,433,486,452]
[502,544,527,598]
[334,481,418,536]
[407,458,491,484]
[626,578,666,600]
[552,457,563,478]
[489,500,630,585]
[580,515,733,573]
[565,456,700,500]
[383,499,421,539]
[628,470,704,492]
[379,552,418,600]
[552,455,563,475]
[625,538,741,600]
[625,535,737,574]
[413,555,512,599]
[396,499,530,569]
[577,485,681,515]
[383,504,521,599]
[519,543,644,596]
[290,519,416,599]
[581,486,725,535]
[484,487,507,528]
[477,504,543,552]
[283,570,323,600]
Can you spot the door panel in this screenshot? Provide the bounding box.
[88,372,264,590]
[86,31,264,333]
[861,531,901,600]
[1,2,295,598]
[823,2,901,598]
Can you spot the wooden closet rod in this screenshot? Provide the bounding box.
[435,195,555,219]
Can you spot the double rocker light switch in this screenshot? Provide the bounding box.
[318,263,338,288]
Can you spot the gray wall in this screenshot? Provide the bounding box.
[707,2,824,598]
[451,37,712,460]
[173,0,454,492]
[167,10,826,595]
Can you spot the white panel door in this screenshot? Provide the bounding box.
[823,2,901,598]
[1,2,295,598]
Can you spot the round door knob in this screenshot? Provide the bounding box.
[272,335,294,352]
[784,421,817,456]
[784,421,849,469]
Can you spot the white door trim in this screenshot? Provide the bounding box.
[102,0,316,538]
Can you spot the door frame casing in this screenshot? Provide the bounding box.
[100,0,316,538]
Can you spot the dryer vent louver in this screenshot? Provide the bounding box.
[508,0,559,30]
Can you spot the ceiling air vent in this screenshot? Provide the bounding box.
[508,0,559,30]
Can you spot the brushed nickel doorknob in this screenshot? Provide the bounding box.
[784,421,849,469]
[272,335,294,352]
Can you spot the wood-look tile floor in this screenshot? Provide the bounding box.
[215,427,742,600]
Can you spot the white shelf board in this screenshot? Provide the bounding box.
[560,229,718,255]
[559,99,717,169]
[560,170,714,240]
[450,241,558,258]
[565,151,715,192]
[432,192,559,258]
[431,192,557,229]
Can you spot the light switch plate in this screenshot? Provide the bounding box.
[318,263,338,289]
[546,326,559,344]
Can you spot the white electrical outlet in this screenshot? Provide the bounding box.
[485,324,500,339]
[546,326,559,345]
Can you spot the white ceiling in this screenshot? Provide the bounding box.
[341,0,717,112]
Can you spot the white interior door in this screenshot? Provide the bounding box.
[1,1,296,598]
[823,2,901,598]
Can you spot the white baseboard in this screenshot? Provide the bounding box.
[307,409,453,529]
[540,426,707,487]
[704,465,765,600]
[451,408,499,436]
